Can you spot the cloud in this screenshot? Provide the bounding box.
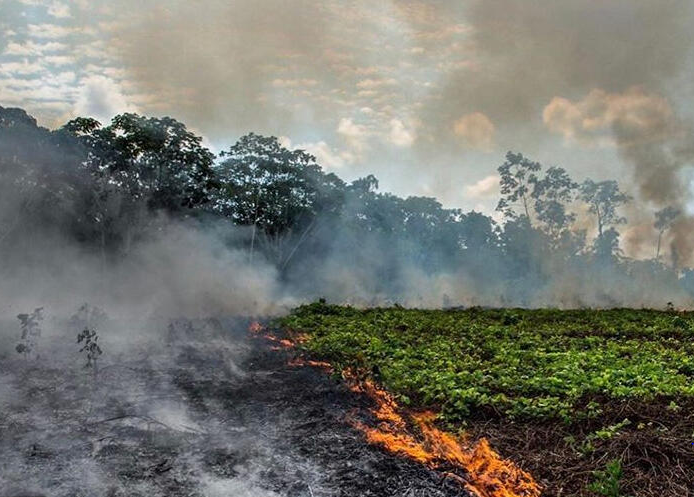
[543,87,674,147]
[27,24,81,39]
[388,118,415,147]
[0,60,46,76]
[298,141,353,170]
[271,78,319,88]
[464,174,499,199]
[356,78,397,89]
[337,117,369,152]
[47,1,71,18]
[453,112,495,151]
[4,41,68,56]
[280,136,353,170]
[73,75,136,123]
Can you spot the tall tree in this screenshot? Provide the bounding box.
[0,106,89,245]
[530,166,578,239]
[579,179,630,237]
[496,151,541,223]
[214,133,345,266]
[64,113,217,212]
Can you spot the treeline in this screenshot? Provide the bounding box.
[1,105,691,306]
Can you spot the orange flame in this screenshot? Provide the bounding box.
[348,378,540,497]
[288,357,334,372]
[252,327,539,497]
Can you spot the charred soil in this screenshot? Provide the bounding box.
[0,318,470,497]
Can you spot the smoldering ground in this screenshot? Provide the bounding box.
[0,292,468,497]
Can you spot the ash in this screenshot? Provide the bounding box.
[0,318,468,497]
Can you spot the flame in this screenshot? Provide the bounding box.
[348,377,540,497]
[288,357,334,372]
[250,326,540,496]
[264,335,295,349]
[249,323,295,349]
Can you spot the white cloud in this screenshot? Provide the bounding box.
[337,117,369,152]
[74,75,136,122]
[464,174,499,198]
[271,78,318,88]
[47,1,71,18]
[4,41,67,56]
[388,118,415,147]
[453,112,495,151]
[299,141,353,169]
[0,60,46,76]
[44,55,74,66]
[280,136,353,170]
[27,23,80,39]
[356,78,397,89]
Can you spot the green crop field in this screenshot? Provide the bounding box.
[279,302,694,496]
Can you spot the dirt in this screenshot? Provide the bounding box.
[466,396,694,497]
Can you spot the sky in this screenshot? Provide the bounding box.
[1,0,694,237]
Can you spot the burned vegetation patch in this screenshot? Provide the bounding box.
[0,316,471,497]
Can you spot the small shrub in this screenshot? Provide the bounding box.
[15,307,43,360]
[588,459,627,497]
[77,328,102,376]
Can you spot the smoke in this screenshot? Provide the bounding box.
[106,0,339,140]
[430,0,693,125]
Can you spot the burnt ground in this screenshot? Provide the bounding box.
[466,397,694,497]
[0,318,468,497]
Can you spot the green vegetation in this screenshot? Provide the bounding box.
[280,303,694,422]
[589,459,629,497]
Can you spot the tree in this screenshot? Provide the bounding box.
[654,206,680,261]
[400,196,462,270]
[0,106,90,246]
[579,179,631,237]
[62,114,217,255]
[496,152,541,223]
[593,227,622,263]
[459,211,499,253]
[63,113,217,212]
[214,133,345,267]
[530,166,578,239]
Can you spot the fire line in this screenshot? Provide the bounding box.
[250,322,541,497]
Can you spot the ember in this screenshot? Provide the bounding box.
[288,357,334,372]
[248,321,264,333]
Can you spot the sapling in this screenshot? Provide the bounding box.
[77,328,103,377]
[15,307,43,360]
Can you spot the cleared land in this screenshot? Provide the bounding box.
[279,303,694,496]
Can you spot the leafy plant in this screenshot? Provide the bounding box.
[280,304,694,422]
[77,328,103,376]
[15,307,43,360]
[588,459,628,497]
